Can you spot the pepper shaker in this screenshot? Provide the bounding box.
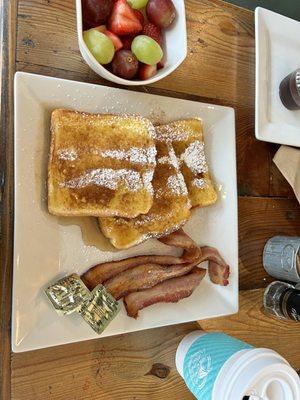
[263,281,300,322]
[279,68,300,110]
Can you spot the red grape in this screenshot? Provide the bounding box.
[122,35,134,50]
[157,54,166,69]
[82,0,114,28]
[146,0,176,28]
[112,50,139,79]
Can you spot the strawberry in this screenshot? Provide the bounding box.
[105,30,123,50]
[133,10,144,26]
[94,26,123,50]
[157,54,166,69]
[142,22,162,45]
[108,0,142,36]
[139,64,157,80]
[122,35,134,50]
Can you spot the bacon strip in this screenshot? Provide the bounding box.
[124,268,206,318]
[103,245,229,299]
[104,259,201,300]
[158,229,200,262]
[201,246,230,286]
[81,229,200,289]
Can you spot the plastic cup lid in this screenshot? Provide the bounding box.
[226,349,300,400]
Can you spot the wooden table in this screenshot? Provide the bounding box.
[1,0,300,398]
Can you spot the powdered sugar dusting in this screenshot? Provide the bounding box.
[62,168,148,192]
[147,123,156,139]
[157,147,179,169]
[154,187,164,199]
[130,208,189,243]
[58,149,78,161]
[157,156,170,164]
[101,146,156,165]
[130,220,188,245]
[69,111,156,142]
[156,125,191,142]
[167,174,188,196]
[142,170,155,195]
[169,146,180,169]
[180,140,208,174]
[192,178,207,189]
[156,144,189,197]
[57,146,156,165]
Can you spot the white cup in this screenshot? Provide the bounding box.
[176,331,300,400]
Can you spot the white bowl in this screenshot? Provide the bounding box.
[76,0,187,86]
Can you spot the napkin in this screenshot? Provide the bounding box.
[273,146,300,204]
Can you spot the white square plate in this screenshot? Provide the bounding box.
[255,7,300,147]
[13,72,237,352]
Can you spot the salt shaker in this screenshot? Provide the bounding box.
[263,236,300,283]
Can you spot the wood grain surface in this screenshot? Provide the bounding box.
[239,197,300,290]
[0,0,17,399]
[16,0,255,106]
[0,0,299,399]
[200,288,300,370]
[11,323,198,400]
[11,289,300,399]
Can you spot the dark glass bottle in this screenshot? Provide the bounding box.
[263,281,300,322]
[279,68,300,110]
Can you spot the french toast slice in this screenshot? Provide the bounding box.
[155,119,217,207]
[48,109,156,218]
[99,140,191,249]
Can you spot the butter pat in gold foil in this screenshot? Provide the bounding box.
[45,273,91,315]
[79,285,120,334]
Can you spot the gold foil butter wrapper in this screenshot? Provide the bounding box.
[45,273,91,315]
[79,285,120,334]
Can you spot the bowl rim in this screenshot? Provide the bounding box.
[76,0,187,86]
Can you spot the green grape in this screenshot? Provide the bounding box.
[127,0,148,9]
[131,35,163,65]
[83,29,115,65]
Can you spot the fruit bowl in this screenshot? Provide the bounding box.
[76,0,187,86]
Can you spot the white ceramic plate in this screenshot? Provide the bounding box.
[255,7,300,147]
[13,72,238,352]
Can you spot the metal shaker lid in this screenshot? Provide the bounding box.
[263,236,300,283]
